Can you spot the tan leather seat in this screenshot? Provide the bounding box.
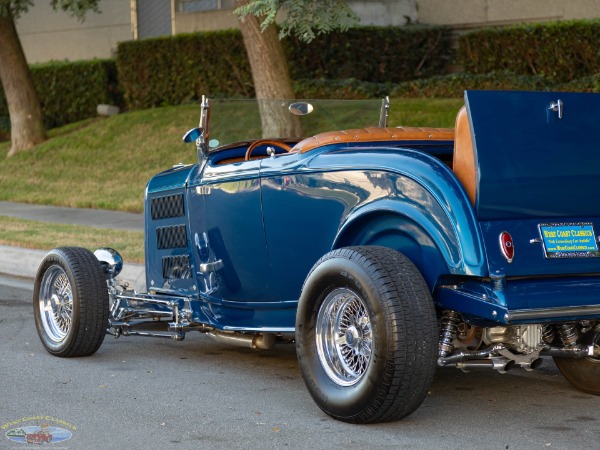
[452,106,476,205]
[291,127,454,153]
[217,127,455,165]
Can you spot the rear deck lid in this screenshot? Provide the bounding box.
[466,91,600,276]
[465,90,600,220]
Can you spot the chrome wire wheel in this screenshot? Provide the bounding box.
[38,265,73,344]
[316,288,373,386]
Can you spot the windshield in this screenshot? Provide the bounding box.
[198,98,387,151]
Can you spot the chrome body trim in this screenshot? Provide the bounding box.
[509,304,600,321]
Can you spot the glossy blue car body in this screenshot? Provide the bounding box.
[142,90,600,333]
[33,90,600,422]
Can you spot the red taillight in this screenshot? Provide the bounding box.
[499,231,514,263]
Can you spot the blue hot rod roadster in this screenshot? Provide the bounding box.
[34,91,600,423]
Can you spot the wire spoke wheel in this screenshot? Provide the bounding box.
[33,247,109,357]
[39,265,74,344]
[296,246,438,423]
[316,288,372,386]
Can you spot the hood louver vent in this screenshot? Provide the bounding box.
[156,225,187,249]
[151,194,185,220]
[162,255,192,279]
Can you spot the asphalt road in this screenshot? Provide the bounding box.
[2,274,600,450]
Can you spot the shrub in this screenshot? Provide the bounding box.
[116,30,253,109]
[554,74,600,93]
[117,25,452,109]
[458,20,600,83]
[391,71,550,98]
[286,25,452,84]
[293,78,392,99]
[0,59,119,133]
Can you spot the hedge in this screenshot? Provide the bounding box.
[554,73,600,93]
[293,78,392,99]
[286,26,452,84]
[458,20,600,83]
[117,25,452,109]
[391,71,550,98]
[0,59,119,134]
[116,30,252,109]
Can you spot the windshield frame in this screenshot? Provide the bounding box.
[197,97,391,155]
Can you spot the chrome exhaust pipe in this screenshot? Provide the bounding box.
[456,358,515,373]
[207,331,276,350]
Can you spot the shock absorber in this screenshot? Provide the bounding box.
[541,325,555,344]
[558,323,578,347]
[439,310,461,357]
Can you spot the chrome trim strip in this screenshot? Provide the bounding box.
[509,304,600,321]
[222,326,295,333]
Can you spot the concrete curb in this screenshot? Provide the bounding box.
[0,245,146,292]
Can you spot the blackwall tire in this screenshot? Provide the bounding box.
[296,246,438,423]
[33,247,109,357]
[554,331,600,395]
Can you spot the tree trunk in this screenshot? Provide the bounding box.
[0,12,46,157]
[236,0,302,138]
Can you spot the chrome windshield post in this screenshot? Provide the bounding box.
[197,95,211,162]
[379,96,390,127]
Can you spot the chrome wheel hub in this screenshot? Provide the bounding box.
[316,288,372,386]
[39,265,73,344]
[585,334,600,363]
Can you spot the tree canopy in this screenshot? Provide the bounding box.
[235,0,358,43]
[0,0,100,19]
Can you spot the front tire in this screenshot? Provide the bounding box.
[33,247,109,357]
[296,246,438,423]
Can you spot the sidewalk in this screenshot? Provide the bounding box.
[0,201,143,231]
[0,202,146,290]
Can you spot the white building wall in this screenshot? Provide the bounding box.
[15,0,133,63]
[348,0,417,26]
[417,0,600,27]
[13,0,600,64]
[175,0,418,33]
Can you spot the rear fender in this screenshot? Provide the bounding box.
[333,168,487,287]
[333,210,446,288]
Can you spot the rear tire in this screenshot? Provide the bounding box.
[33,247,109,357]
[554,330,600,395]
[296,246,438,423]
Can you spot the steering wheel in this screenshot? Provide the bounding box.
[245,140,292,161]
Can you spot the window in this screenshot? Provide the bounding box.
[177,0,235,12]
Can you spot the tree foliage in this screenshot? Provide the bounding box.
[235,0,358,43]
[0,0,100,19]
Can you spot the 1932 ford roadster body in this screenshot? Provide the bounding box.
[34,91,600,423]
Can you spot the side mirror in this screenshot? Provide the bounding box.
[288,102,314,116]
[183,127,203,143]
